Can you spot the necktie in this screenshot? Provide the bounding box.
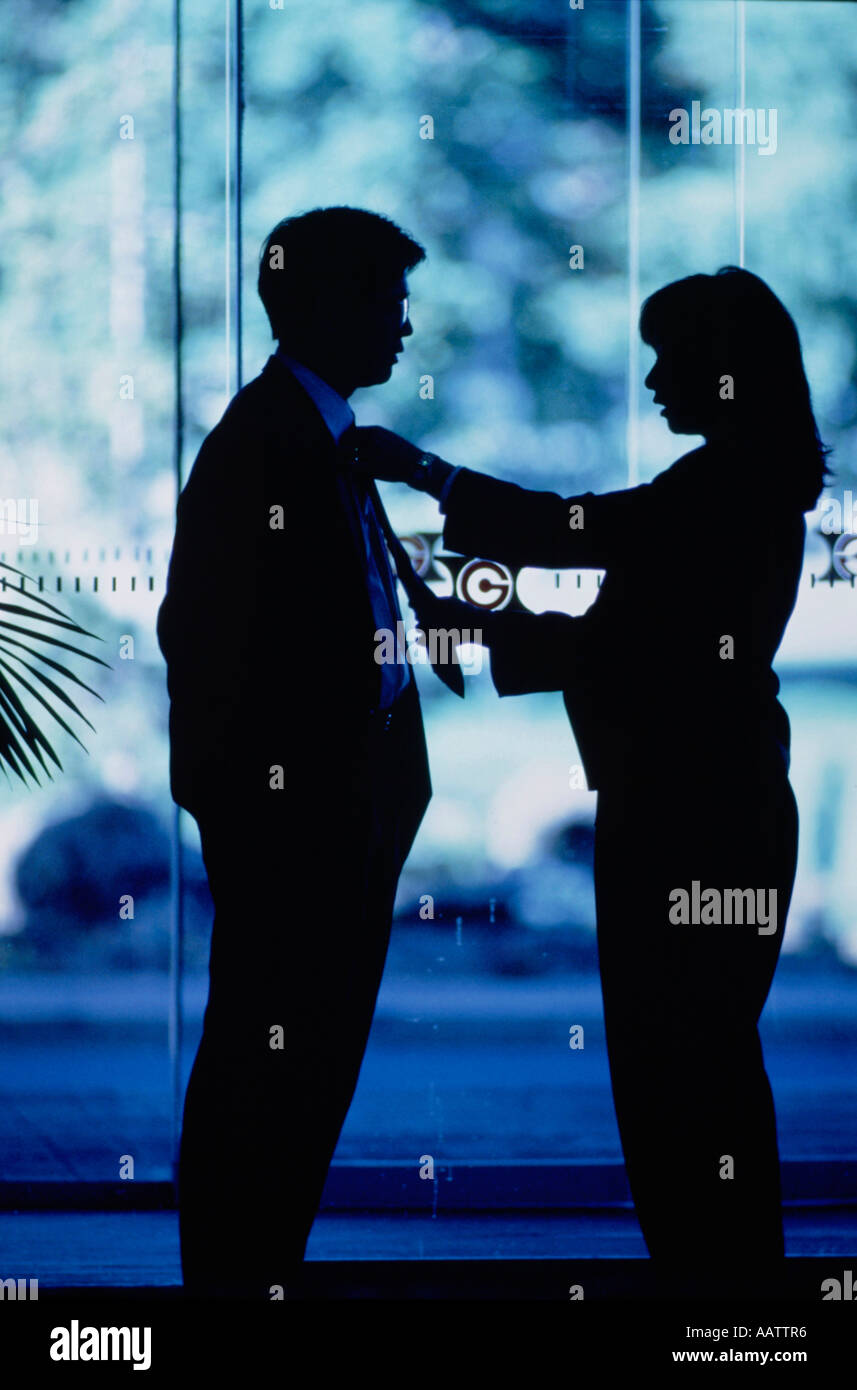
[338,427,465,698]
[337,423,405,625]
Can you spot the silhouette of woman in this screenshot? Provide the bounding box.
[359,267,831,1278]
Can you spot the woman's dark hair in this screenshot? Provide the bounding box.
[639,266,832,511]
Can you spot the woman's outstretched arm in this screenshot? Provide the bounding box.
[440,467,652,571]
[355,425,658,571]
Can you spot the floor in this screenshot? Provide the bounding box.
[1,1208,856,1291]
[2,964,857,1182]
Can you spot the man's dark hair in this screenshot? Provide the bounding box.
[258,206,425,342]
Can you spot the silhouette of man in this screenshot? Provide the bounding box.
[157,206,432,1297]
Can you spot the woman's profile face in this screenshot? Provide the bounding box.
[644,334,721,437]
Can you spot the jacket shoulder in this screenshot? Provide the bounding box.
[179,359,320,496]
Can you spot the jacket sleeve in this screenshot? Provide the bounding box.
[442,466,655,570]
[482,606,595,697]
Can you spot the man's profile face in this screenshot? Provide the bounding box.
[278,270,415,398]
[344,273,413,388]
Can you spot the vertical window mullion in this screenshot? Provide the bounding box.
[169,0,185,1187]
[626,0,641,489]
[734,0,747,267]
[225,0,244,398]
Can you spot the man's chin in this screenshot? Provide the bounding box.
[358,363,396,388]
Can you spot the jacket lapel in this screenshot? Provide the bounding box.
[259,357,381,705]
[260,356,370,581]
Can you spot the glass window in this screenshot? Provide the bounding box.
[0,0,177,1185]
[4,0,855,1219]
[175,0,856,1204]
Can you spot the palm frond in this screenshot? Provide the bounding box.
[0,564,111,788]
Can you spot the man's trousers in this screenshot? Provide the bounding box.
[178,697,424,1297]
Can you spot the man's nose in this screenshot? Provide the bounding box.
[401,316,413,338]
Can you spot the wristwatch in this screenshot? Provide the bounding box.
[411,453,441,489]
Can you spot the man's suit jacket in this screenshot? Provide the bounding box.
[157,355,431,862]
[442,444,804,790]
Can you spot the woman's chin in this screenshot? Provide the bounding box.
[664,414,701,435]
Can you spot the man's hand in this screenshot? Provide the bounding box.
[354,426,425,483]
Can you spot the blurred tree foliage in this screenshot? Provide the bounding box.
[0,0,855,944]
[0,0,853,525]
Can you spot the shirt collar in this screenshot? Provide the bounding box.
[274,347,355,443]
